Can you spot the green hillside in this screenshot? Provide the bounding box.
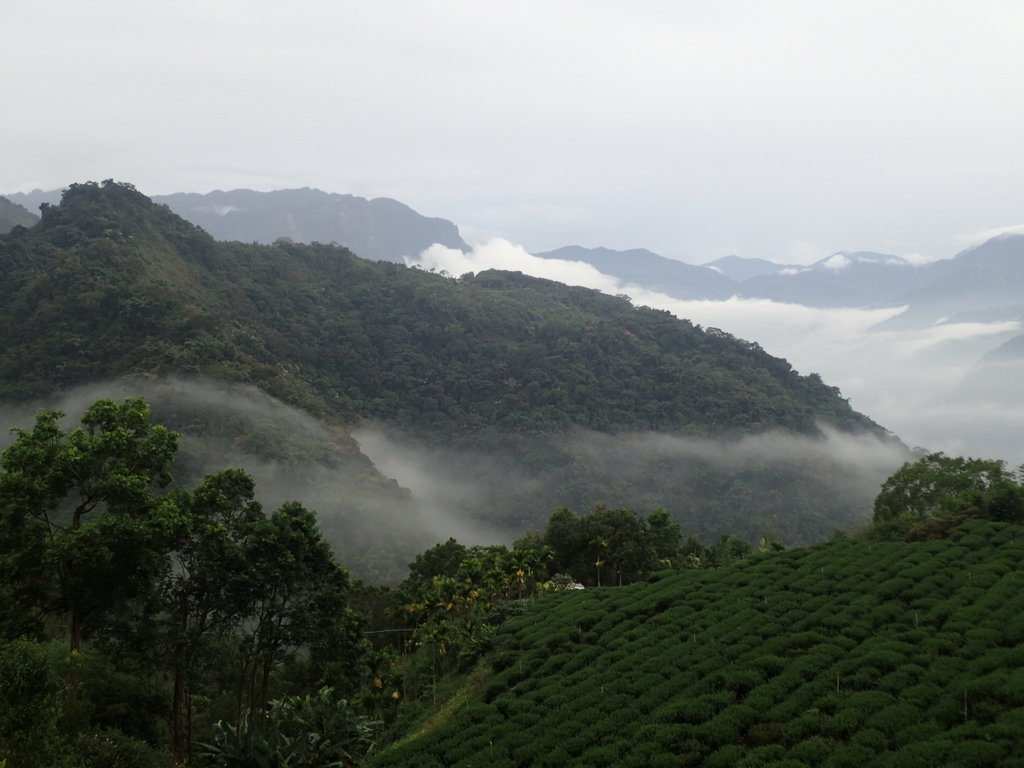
[0,181,878,436]
[0,180,905,552]
[374,519,1024,768]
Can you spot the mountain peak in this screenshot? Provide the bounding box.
[28,180,215,254]
[535,244,736,299]
[153,187,469,262]
[702,254,794,281]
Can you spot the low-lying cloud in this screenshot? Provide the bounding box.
[413,239,621,293]
[408,239,1024,464]
[1,374,914,581]
[355,421,909,546]
[955,224,1024,248]
[0,377,517,583]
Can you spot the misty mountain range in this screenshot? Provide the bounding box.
[3,187,468,263]
[0,181,913,580]
[8,186,1022,331]
[5,183,1023,464]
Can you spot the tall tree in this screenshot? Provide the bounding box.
[544,506,661,586]
[159,469,263,761]
[235,501,363,721]
[0,398,178,652]
[873,452,1023,528]
[646,507,683,567]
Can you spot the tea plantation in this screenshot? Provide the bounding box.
[372,519,1024,767]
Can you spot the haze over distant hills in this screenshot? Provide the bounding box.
[154,188,469,263]
[7,181,1023,462]
[870,235,1024,329]
[4,188,62,214]
[0,195,38,233]
[703,253,795,282]
[6,186,469,264]
[737,251,926,309]
[544,240,1024,327]
[536,245,736,300]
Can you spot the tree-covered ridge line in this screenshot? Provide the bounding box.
[0,180,883,440]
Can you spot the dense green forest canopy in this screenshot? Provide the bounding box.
[0,181,908,559]
[874,452,1024,536]
[0,181,879,438]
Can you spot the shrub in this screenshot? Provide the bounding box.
[0,639,64,767]
[786,736,831,764]
[70,729,175,768]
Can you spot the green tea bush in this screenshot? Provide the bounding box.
[372,522,1024,768]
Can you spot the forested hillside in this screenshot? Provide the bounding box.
[373,518,1024,768]
[0,181,906,563]
[0,181,876,434]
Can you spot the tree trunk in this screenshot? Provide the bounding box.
[171,666,185,762]
[169,593,189,761]
[70,607,82,654]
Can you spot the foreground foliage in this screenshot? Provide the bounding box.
[0,398,367,766]
[373,519,1024,767]
[2,393,1021,766]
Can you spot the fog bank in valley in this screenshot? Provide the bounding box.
[0,377,514,583]
[355,421,911,546]
[1,374,912,581]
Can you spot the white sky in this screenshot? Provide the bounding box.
[5,1,1024,264]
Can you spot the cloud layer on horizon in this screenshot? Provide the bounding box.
[408,240,1024,463]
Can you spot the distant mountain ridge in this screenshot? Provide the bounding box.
[11,183,1021,331]
[540,239,1024,333]
[873,234,1024,329]
[5,186,468,264]
[4,187,63,212]
[153,187,469,263]
[0,195,39,233]
[737,251,926,308]
[535,245,736,299]
[703,253,795,281]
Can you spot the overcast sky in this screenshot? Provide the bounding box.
[5,1,1024,264]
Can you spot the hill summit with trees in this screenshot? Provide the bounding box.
[0,180,907,572]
